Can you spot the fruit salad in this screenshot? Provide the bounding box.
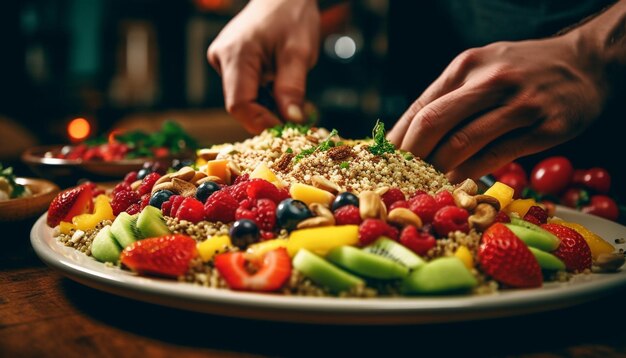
[47,122,625,297]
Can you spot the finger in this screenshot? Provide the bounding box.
[428,102,542,173]
[221,58,281,133]
[399,85,506,160]
[274,48,309,123]
[207,45,222,76]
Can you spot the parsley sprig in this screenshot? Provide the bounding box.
[368,120,396,156]
[0,164,26,198]
[294,129,339,162]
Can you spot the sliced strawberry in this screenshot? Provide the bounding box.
[541,223,592,272]
[47,185,93,227]
[214,248,291,292]
[120,234,197,278]
[478,223,542,288]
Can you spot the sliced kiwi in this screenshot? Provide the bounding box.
[91,225,122,263]
[292,249,364,293]
[137,205,171,239]
[528,247,566,271]
[111,212,141,248]
[402,257,477,295]
[326,246,409,279]
[363,237,425,270]
[506,218,560,251]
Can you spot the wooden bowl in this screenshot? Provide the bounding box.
[0,178,60,221]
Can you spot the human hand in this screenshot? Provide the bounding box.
[207,0,320,134]
[387,34,608,183]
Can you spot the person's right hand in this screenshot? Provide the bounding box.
[207,0,320,134]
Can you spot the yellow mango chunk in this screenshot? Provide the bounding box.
[206,160,230,184]
[287,225,359,256]
[250,163,284,188]
[72,195,115,231]
[504,198,537,217]
[289,182,335,207]
[197,235,233,262]
[484,182,515,210]
[246,238,289,260]
[59,221,76,235]
[551,220,614,260]
[455,245,474,269]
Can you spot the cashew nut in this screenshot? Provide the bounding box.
[374,186,390,196]
[455,179,478,196]
[171,166,196,181]
[594,253,625,272]
[296,216,335,229]
[309,203,335,221]
[453,189,477,211]
[387,208,423,228]
[359,191,385,220]
[468,203,497,231]
[311,175,343,194]
[474,194,501,211]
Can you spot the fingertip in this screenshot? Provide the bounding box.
[286,104,305,123]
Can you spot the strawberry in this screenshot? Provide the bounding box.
[111,190,139,215]
[434,190,455,210]
[388,200,409,211]
[381,188,405,208]
[246,179,282,204]
[358,219,398,246]
[175,197,205,223]
[137,172,161,197]
[541,223,592,272]
[82,181,105,197]
[408,194,438,224]
[334,205,362,225]
[432,206,469,237]
[214,248,291,291]
[478,223,542,288]
[204,190,238,223]
[399,225,436,256]
[524,206,548,225]
[121,234,197,278]
[235,198,277,231]
[47,185,93,227]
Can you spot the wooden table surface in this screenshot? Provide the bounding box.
[2,217,626,358]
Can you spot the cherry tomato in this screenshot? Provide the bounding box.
[498,171,527,199]
[492,162,526,180]
[530,156,574,195]
[581,195,619,221]
[560,187,588,208]
[581,167,611,194]
[572,169,586,186]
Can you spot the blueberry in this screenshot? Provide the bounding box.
[331,192,359,211]
[229,219,260,249]
[149,190,175,209]
[137,167,152,180]
[196,181,221,203]
[276,199,312,231]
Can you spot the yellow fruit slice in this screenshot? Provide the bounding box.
[287,225,359,256]
[484,182,515,210]
[289,182,335,207]
[206,160,230,183]
[504,198,537,217]
[59,221,76,235]
[246,238,289,259]
[551,220,614,259]
[72,195,115,231]
[250,163,284,188]
[455,245,474,269]
[197,235,233,262]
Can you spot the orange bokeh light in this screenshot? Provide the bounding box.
[68,118,91,141]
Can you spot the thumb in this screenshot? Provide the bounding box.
[274,49,309,123]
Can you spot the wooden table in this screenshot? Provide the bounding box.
[3,217,626,358]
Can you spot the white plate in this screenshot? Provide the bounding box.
[30,207,626,325]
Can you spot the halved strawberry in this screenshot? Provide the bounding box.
[214,248,291,292]
[478,223,542,288]
[541,223,592,272]
[47,185,93,227]
[120,234,197,278]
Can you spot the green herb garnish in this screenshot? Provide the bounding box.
[294,129,339,162]
[403,153,414,161]
[115,120,198,157]
[269,122,311,137]
[340,161,350,169]
[286,147,293,154]
[0,164,26,198]
[368,120,396,156]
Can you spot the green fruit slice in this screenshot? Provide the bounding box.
[91,225,122,263]
[110,212,141,248]
[402,257,477,294]
[137,205,171,239]
[506,218,560,251]
[528,247,566,271]
[292,249,364,293]
[363,237,425,270]
[326,246,409,279]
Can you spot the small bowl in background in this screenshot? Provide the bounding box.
[0,177,60,221]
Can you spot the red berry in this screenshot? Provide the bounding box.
[46,185,94,227]
[139,194,151,210]
[176,197,206,223]
[111,190,140,216]
[494,211,511,223]
[358,219,397,246]
[233,173,250,185]
[478,223,542,288]
[226,181,252,203]
[409,190,428,199]
[381,188,405,208]
[408,194,438,224]
[121,234,198,278]
[161,200,173,217]
[112,182,132,195]
[334,205,362,225]
[432,206,469,237]
[541,223,592,272]
[214,248,291,292]
[247,179,282,204]
[169,195,186,217]
[235,198,277,231]
[126,203,141,215]
[389,200,409,211]
[433,190,455,210]
[124,171,138,185]
[137,172,162,197]
[582,195,619,221]
[204,190,238,223]
[260,230,276,241]
[399,225,436,256]
[524,205,548,224]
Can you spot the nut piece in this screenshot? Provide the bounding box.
[594,253,625,272]
[455,179,478,196]
[468,203,497,231]
[359,191,385,220]
[154,173,174,186]
[374,186,390,196]
[309,203,335,220]
[172,178,197,197]
[130,180,142,191]
[171,166,196,181]
[196,176,224,185]
[191,171,207,184]
[453,189,477,211]
[327,145,353,160]
[296,216,335,229]
[151,181,176,195]
[227,161,242,177]
[311,175,343,195]
[273,153,294,172]
[474,194,501,211]
[196,148,221,161]
[387,208,422,228]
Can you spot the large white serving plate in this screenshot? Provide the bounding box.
[31,207,626,325]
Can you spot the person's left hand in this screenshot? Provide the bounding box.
[387,34,608,183]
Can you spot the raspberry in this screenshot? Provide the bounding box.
[260,230,275,241]
[176,197,206,223]
[235,199,257,221]
[358,219,397,246]
[434,190,455,210]
[204,190,238,223]
[276,187,291,202]
[432,206,469,237]
[169,195,186,218]
[334,205,362,225]
[524,205,548,224]
[389,200,409,211]
[524,215,542,226]
[161,200,173,217]
[235,198,277,231]
[137,172,161,197]
[494,211,511,223]
[111,190,139,215]
[226,181,251,203]
[247,179,282,204]
[82,181,105,197]
[381,188,405,208]
[140,194,150,210]
[126,203,141,215]
[408,194,438,224]
[124,171,138,185]
[233,173,249,185]
[112,182,132,195]
[399,225,436,256]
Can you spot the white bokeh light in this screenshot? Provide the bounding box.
[334,36,356,60]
